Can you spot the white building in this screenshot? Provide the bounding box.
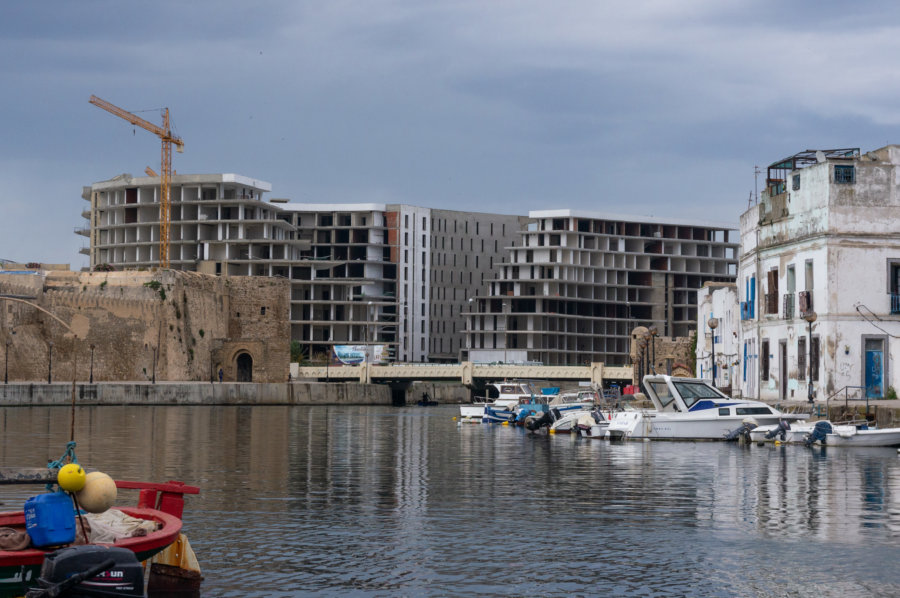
[737,146,900,401]
[696,282,740,391]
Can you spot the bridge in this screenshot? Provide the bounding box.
[294,361,634,388]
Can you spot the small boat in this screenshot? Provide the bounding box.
[459,380,557,422]
[0,469,198,598]
[749,420,900,447]
[416,392,439,407]
[576,409,612,439]
[606,375,809,440]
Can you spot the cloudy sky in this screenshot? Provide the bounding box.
[3,1,900,267]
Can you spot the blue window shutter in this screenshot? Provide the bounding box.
[750,277,756,319]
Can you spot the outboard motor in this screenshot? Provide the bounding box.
[724,418,758,442]
[525,410,554,431]
[26,545,144,597]
[765,420,792,441]
[804,421,833,447]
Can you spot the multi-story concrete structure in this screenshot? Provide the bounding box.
[465,209,738,366]
[79,174,522,363]
[737,146,900,402]
[428,209,530,362]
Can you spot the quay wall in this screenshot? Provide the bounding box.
[0,382,392,406]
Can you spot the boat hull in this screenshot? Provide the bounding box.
[608,412,807,440]
[750,423,900,447]
[0,506,182,598]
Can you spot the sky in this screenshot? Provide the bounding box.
[3,0,900,268]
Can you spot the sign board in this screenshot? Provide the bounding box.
[332,345,386,365]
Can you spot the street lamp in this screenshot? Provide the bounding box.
[47,341,53,384]
[366,301,374,363]
[89,344,95,384]
[4,337,10,385]
[707,317,719,386]
[637,338,647,393]
[648,325,658,374]
[803,311,817,403]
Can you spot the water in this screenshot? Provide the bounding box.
[2,404,900,597]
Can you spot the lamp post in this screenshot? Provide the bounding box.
[707,317,719,386]
[4,337,10,385]
[47,341,53,384]
[803,311,817,403]
[89,344,95,384]
[366,301,374,363]
[637,338,647,393]
[648,325,658,374]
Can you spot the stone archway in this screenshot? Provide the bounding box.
[236,352,253,382]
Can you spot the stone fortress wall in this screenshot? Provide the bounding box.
[0,270,290,383]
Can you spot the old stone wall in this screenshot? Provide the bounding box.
[0,382,391,406]
[0,271,289,383]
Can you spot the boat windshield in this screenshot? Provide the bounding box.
[672,381,723,409]
[648,381,676,410]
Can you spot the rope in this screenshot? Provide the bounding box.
[45,441,79,492]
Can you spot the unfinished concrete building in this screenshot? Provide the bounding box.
[79,175,522,363]
[464,209,738,366]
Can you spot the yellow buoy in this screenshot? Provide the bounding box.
[452,417,457,421]
[57,463,87,492]
[75,471,117,513]
[549,428,556,435]
[502,421,508,426]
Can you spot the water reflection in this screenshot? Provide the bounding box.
[1,405,899,596]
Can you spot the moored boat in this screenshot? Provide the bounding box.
[749,420,900,447]
[606,375,809,440]
[0,470,198,598]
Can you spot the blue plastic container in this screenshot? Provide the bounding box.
[24,491,76,547]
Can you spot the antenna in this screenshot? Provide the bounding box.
[753,165,761,204]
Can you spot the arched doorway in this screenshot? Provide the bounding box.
[236,352,253,382]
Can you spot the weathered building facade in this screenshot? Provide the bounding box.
[0,269,289,383]
[738,146,900,401]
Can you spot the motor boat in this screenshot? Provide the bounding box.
[576,409,612,439]
[749,420,900,447]
[606,375,809,440]
[458,380,557,422]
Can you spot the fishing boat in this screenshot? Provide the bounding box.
[749,420,900,447]
[0,469,199,598]
[606,375,809,440]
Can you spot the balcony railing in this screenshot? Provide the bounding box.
[892,294,900,315]
[783,293,795,320]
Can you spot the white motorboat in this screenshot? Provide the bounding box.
[576,410,611,439]
[458,380,557,421]
[749,420,900,447]
[606,375,809,441]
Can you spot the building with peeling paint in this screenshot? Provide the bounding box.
[738,146,900,402]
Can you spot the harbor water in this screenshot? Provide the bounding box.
[2,404,900,596]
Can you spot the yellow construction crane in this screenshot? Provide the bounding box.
[89,95,184,268]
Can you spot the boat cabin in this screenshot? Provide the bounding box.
[643,375,778,416]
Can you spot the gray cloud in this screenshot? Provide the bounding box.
[2,0,900,266]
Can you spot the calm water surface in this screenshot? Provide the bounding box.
[1,404,899,597]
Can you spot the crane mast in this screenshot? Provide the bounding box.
[89,95,184,269]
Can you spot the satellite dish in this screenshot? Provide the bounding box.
[815,150,826,163]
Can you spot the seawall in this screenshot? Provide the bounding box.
[0,382,394,406]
